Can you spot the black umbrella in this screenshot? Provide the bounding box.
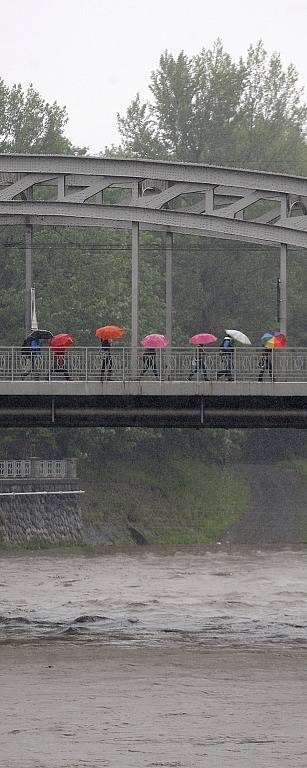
[23,330,53,346]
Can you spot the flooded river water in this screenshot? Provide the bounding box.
[1,547,307,766]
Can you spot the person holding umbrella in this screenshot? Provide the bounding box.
[188,346,208,380]
[217,329,251,381]
[100,339,112,381]
[21,329,53,379]
[50,334,73,380]
[258,347,273,382]
[140,347,158,378]
[258,331,287,382]
[95,325,125,382]
[140,334,169,379]
[188,333,218,381]
[217,335,234,381]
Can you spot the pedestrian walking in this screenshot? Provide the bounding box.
[188,346,208,380]
[100,339,112,381]
[258,348,273,382]
[21,337,41,379]
[217,335,234,381]
[53,349,70,380]
[140,348,158,379]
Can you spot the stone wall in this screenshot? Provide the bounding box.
[0,495,84,546]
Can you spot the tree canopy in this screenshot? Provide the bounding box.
[116,40,307,173]
[0,80,86,155]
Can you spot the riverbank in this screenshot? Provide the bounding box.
[80,457,249,545]
[0,458,306,549]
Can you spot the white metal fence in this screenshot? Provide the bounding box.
[0,347,306,383]
[0,459,69,479]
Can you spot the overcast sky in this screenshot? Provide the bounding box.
[1,0,307,153]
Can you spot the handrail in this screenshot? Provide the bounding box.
[0,346,306,383]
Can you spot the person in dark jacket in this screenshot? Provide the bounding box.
[258,347,273,381]
[53,348,70,380]
[100,339,112,381]
[140,348,158,379]
[188,346,208,380]
[217,335,234,381]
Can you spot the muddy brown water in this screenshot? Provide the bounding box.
[0,547,307,766]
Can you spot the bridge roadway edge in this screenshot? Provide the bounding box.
[0,382,307,427]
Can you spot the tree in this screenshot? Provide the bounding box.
[117,40,307,173]
[0,80,86,154]
[234,42,307,172]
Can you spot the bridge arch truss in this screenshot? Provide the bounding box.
[1,154,307,339]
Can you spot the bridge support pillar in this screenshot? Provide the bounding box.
[25,222,33,336]
[279,243,287,336]
[131,221,139,375]
[165,232,173,344]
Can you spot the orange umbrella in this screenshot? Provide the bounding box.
[95,325,124,341]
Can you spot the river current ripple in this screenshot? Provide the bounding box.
[1,547,307,646]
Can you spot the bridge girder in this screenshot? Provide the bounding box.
[0,154,307,249]
[1,154,306,340]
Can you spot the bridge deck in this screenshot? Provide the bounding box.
[0,383,307,428]
[1,347,307,427]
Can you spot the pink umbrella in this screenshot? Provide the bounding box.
[141,334,169,348]
[189,333,218,345]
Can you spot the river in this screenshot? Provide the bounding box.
[1,546,307,766]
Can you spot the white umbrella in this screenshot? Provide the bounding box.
[226,329,252,345]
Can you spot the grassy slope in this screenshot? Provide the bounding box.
[80,458,250,545]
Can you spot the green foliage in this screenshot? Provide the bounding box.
[117,39,307,172]
[80,456,250,545]
[111,35,307,173]
[0,80,86,155]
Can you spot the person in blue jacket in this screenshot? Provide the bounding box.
[217,335,234,381]
[21,336,41,379]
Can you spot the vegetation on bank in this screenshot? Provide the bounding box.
[0,458,249,550]
[80,458,250,545]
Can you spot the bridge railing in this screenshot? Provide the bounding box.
[0,347,307,383]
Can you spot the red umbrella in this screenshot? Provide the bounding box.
[50,333,74,353]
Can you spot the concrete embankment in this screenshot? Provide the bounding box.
[0,460,306,548]
[0,494,84,546]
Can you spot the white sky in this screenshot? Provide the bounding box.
[1,0,307,153]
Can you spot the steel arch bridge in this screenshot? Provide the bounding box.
[1,153,307,428]
[1,153,307,341]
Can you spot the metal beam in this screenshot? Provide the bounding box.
[280,243,287,336]
[25,222,32,336]
[131,221,139,351]
[279,196,288,336]
[2,154,307,197]
[1,200,307,249]
[165,232,173,344]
